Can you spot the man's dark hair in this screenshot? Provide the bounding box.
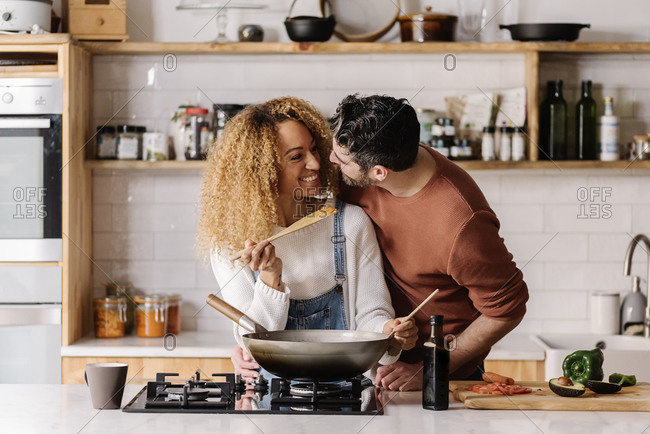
[330,94,420,172]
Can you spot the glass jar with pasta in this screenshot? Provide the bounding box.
[135,294,168,338]
[93,296,127,338]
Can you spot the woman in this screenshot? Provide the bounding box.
[197,97,416,381]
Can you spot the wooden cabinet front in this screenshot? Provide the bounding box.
[62,357,235,384]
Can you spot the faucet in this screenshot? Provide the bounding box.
[623,234,650,338]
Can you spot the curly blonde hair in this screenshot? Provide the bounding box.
[197,96,339,258]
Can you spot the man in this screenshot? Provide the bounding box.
[328,94,528,391]
[231,94,528,391]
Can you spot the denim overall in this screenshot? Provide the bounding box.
[254,199,348,381]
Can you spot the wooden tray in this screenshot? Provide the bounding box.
[451,381,650,411]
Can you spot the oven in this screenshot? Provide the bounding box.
[0,78,62,384]
[0,77,62,262]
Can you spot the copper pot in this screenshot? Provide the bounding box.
[398,7,457,42]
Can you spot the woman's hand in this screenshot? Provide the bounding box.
[231,345,260,387]
[383,317,418,350]
[240,239,283,290]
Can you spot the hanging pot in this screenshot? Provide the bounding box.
[284,0,336,42]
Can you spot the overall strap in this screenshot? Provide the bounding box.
[331,199,346,289]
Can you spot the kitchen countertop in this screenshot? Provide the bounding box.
[61,332,545,361]
[4,384,649,434]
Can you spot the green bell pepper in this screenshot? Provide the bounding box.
[562,348,604,385]
[609,373,637,386]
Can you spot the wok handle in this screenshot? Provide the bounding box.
[205,294,267,333]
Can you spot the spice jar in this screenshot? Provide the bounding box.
[166,294,182,335]
[499,126,513,161]
[135,294,168,338]
[116,125,140,160]
[95,125,116,160]
[93,296,127,338]
[105,283,135,335]
[512,127,526,161]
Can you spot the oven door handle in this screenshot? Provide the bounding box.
[0,118,51,129]
[0,305,61,326]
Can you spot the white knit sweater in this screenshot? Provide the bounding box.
[211,199,399,365]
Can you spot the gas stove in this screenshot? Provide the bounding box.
[122,370,383,415]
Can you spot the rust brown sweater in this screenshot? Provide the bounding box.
[342,146,529,379]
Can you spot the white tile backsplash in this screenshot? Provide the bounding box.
[91,54,650,333]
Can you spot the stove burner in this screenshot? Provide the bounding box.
[122,370,382,415]
[166,387,209,401]
[290,383,343,397]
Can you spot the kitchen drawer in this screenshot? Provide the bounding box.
[484,360,544,382]
[62,356,234,384]
[67,8,128,40]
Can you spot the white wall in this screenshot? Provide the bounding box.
[92,52,650,334]
[114,0,650,43]
[89,1,650,334]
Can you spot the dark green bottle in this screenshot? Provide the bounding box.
[539,80,567,160]
[575,80,597,160]
[422,315,449,410]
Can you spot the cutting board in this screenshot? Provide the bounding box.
[451,381,650,411]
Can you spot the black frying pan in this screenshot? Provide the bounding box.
[500,23,590,42]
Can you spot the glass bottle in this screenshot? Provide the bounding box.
[575,80,597,160]
[539,80,567,160]
[598,96,619,161]
[481,126,495,161]
[423,315,449,410]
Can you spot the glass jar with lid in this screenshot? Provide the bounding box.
[135,294,168,338]
[95,125,116,160]
[93,296,127,338]
[105,283,135,335]
[116,125,140,160]
[166,294,182,335]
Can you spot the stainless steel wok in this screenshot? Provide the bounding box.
[206,294,391,380]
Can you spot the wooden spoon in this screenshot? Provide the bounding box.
[228,205,338,261]
[387,288,440,339]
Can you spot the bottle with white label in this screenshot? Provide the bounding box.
[598,97,619,161]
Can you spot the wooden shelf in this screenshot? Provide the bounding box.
[80,41,650,55]
[0,261,62,267]
[85,159,650,171]
[85,160,207,170]
[457,160,650,170]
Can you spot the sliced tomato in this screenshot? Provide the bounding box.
[467,383,532,396]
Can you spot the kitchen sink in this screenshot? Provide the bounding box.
[531,334,650,382]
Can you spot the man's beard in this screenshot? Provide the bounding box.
[341,170,374,188]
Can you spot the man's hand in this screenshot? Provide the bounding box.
[383,318,418,350]
[375,361,423,391]
[231,345,260,384]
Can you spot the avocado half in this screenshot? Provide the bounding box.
[549,378,586,397]
[585,380,622,394]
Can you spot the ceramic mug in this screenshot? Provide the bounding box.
[590,292,620,335]
[85,362,128,409]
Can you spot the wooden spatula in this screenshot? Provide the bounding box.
[387,288,439,339]
[228,205,338,261]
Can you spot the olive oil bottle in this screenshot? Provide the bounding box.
[575,80,597,160]
[539,80,567,160]
[422,315,449,410]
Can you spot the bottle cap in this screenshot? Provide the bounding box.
[482,126,495,134]
[430,315,443,325]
